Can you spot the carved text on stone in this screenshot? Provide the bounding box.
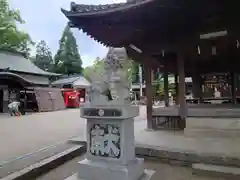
[90,124,120,158]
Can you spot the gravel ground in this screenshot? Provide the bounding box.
[36,156,224,180]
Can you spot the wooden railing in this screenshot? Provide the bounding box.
[152,104,240,130]
[153,115,184,130]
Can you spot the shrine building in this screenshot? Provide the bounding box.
[61,0,240,131]
[0,50,65,113]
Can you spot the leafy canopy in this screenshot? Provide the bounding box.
[83,53,136,85]
[54,25,83,74]
[83,57,104,81]
[32,40,54,71]
[0,0,34,57]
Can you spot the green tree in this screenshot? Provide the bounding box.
[32,40,53,71]
[83,57,104,81]
[0,0,34,57]
[155,81,164,96]
[130,61,139,83]
[83,48,139,87]
[54,25,83,74]
[125,59,137,85]
[154,75,176,98]
[83,56,134,83]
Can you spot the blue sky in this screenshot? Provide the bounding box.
[10,0,126,67]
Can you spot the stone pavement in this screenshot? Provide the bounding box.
[0,109,86,164]
[69,118,240,169]
[0,143,83,178]
[0,106,146,165]
[135,124,240,157]
[36,156,226,180]
[1,105,240,174]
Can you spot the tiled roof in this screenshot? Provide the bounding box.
[62,0,153,16]
[73,76,91,88]
[0,51,60,76]
[51,76,79,85]
[52,75,91,88]
[70,2,125,13]
[0,72,50,85]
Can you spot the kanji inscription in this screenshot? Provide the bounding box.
[90,124,121,158]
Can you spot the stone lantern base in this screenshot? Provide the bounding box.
[64,105,155,180]
[65,168,155,180]
[76,158,144,180]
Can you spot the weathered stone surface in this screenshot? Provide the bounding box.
[77,158,144,180]
[86,118,136,165]
[65,169,155,180]
[75,52,148,180]
[135,146,240,168]
[192,163,240,179]
[185,118,240,138]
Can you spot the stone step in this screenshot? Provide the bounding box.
[184,128,240,138]
[135,145,240,168]
[185,117,240,138]
[192,163,240,179]
[1,143,86,180]
[65,169,155,180]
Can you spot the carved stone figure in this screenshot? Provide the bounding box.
[87,68,109,104]
[104,47,130,104]
[77,48,144,180]
[87,47,131,105]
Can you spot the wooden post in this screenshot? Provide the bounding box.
[174,73,179,105]
[24,89,27,111]
[144,63,154,130]
[192,72,202,104]
[151,69,155,102]
[177,54,186,121]
[231,71,237,104]
[164,66,169,107]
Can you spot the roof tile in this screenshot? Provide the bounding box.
[69,0,147,13]
[0,51,59,76]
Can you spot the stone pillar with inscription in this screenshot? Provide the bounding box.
[66,48,154,180]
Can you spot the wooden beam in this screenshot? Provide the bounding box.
[191,63,202,99]
[125,47,160,69]
[174,73,179,105]
[136,33,199,55]
[231,71,237,104]
[177,53,186,120]
[164,62,169,107]
[143,61,155,130]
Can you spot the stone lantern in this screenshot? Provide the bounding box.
[66,48,154,180]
